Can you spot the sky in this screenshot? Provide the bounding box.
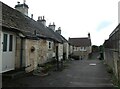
[1,0,120,46]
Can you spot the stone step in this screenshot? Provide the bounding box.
[2,69,26,80]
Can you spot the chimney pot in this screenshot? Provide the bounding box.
[17,1,20,4]
[40,16,42,20]
[43,16,45,20]
[31,14,33,19]
[88,32,90,39]
[53,22,55,25]
[58,27,61,30]
[38,16,40,20]
[56,27,61,34]
[23,0,26,4]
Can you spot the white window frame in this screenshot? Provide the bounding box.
[48,41,52,49]
[3,33,13,52]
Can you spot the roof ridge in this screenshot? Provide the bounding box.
[69,37,88,39]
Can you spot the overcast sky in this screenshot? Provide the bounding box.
[1,0,120,46]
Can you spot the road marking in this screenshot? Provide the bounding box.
[89,63,96,66]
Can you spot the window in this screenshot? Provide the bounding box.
[3,34,8,52]
[49,42,52,49]
[9,35,13,51]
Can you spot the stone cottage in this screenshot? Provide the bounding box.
[0,1,65,73]
[56,27,69,60]
[69,33,92,59]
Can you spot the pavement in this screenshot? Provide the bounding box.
[2,58,115,88]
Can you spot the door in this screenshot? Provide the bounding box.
[2,33,16,73]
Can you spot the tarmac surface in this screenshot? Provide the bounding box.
[2,58,115,88]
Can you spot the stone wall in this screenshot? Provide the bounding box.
[24,39,38,73]
[69,45,73,55]
[63,42,69,60]
[37,39,47,65]
[58,43,63,61]
[46,40,55,62]
[104,48,114,69]
[73,46,91,59]
[15,38,64,72]
[104,48,119,80]
[86,46,92,54]
[118,59,120,82]
[15,37,21,69]
[20,39,60,72]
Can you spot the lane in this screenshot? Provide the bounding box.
[66,59,113,87]
[3,59,114,87]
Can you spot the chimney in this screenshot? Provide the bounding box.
[49,22,56,31]
[88,33,91,39]
[37,16,46,27]
[56,27,61,34]
[31,14,33,19]
[15,0,29,16]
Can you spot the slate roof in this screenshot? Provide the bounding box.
[56,33,68,43]
[0,1,63,43]
[69,37,91,47]
[46,27,63,43]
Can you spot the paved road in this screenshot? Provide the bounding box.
[3,59,114,87]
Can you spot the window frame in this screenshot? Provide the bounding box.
[3,33,8,52]
[9,35,13,51]
[3,33,14,52]
[48,41,52,49]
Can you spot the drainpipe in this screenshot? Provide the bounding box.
[20,37,23,69]
[56,46,59,70]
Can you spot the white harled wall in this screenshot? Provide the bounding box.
[0,31,2,73]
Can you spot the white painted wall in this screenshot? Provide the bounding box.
[0,31,2,73]
[118,1,120,23]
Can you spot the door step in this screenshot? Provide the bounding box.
[2,69,26,80]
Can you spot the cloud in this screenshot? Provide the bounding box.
[96,21,113,32]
